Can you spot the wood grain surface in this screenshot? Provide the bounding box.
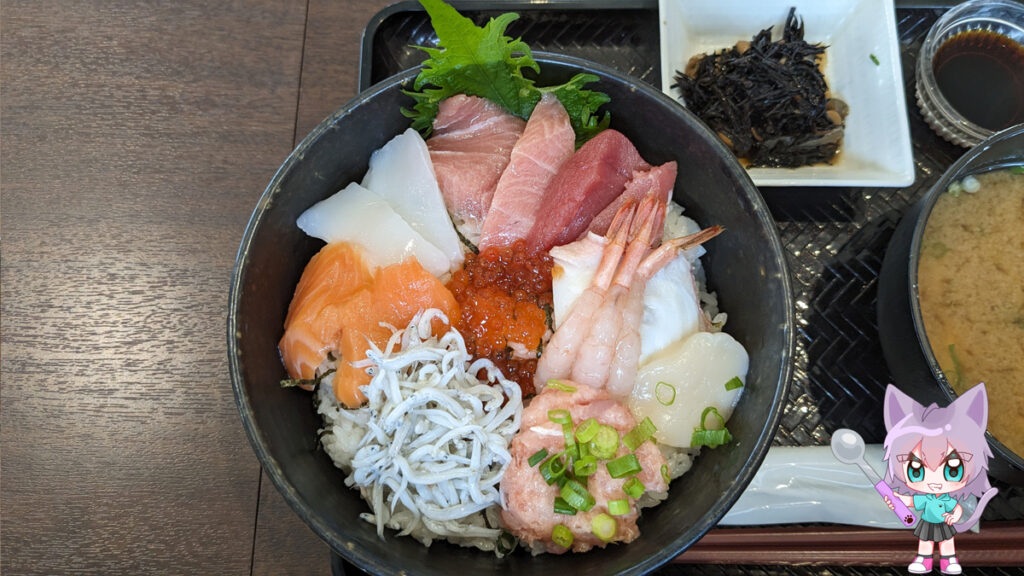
[1,0,307,572]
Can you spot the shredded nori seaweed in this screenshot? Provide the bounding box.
[672,8,846,168]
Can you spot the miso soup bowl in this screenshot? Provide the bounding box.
[878,123,1024,484]
[228,53,794,575]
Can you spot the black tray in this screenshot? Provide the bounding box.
[354,0,1024,571]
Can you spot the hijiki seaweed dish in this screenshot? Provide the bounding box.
[276,0,749,556]
[673,8,849,168]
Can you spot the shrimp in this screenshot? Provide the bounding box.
[533,201,636,391]
[605,225,723,397]
[537,188,723,398]
[571,195,661,388]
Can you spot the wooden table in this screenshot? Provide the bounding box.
[1,1,391,573]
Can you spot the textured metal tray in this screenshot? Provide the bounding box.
[356,0,1024,570]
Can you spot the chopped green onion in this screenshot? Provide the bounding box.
[548,409,572,425]
[869,53,880,66]
[551,524,574,548]
[573,454,597,477]
[656,381,676,406]
[591,513,617,542]
[561,479,596,512]
[578,440,591,460]
[724,376,744,391]
[540,453,567,485]
[623,417,657,451]
[608,499,630,516]
[547,380,577,393]
[948,344,964,387]
[691,428,733,448]
[553,497,577,516]
[528,448,549,467]
[606,453,642,479]
[661,464,671,484]
[589,424,619,459]
[690,406,733,448]
[623,476,645,499]
[575,417,600,443]
[1010,165,1024,175]
[496,530,517,555]
[562,422,579,461]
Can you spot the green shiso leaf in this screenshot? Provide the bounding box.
[403,0,609,144]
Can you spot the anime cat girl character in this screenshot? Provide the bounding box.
[882,383,998,575]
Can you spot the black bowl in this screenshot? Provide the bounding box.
[229,53,794,575]
[878,123,1024,484]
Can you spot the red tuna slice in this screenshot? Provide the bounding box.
[427,95,526,237]
[524,129,651,252]
[478,93,575,249]
[587,161,677,246]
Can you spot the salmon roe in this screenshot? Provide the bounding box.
[446,240,553,396]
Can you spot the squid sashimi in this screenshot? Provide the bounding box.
[500,381,668,554]
[479,93,575,249]
[361,128,464,272]
[588,162,677,243]
[629,331,748,448]
[297,182,450,278]
[427,95,526,244]
[524,129,651,252]
[332,257,460,408]
[278,242,374,386]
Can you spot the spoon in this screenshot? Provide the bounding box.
[831,428,917,527]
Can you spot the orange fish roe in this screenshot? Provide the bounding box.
[447,240,553,396]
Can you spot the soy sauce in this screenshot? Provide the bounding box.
[932,30,1024,131]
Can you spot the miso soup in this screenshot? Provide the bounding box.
[918,167,1024,457]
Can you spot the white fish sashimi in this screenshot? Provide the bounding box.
[297,182,450,278]
[629,331,748,448]
[360,128,464,273]
[549,232,605,329]
[639,254,702,363]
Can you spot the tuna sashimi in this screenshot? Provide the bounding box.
[588,162,677,243]
[524,129,651,252]
[297,182,450,278]
[278,242,373,384]
[427,95,526,243]
[478,94,575,249]
[361,128,464,272]
[332,257,460,408]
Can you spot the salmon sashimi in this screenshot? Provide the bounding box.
[525,130,651,252]
[478,93,575,250]
[278,242,374,386]
[333,257,460,408]
[427,95,526,243]
[587,162,676,245]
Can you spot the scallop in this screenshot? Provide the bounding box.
[629,331,748,448]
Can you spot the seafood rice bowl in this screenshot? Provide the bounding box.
[229,4,792,573]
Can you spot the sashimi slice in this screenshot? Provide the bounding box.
[478,93,575,250]
[548,232,605,329]
[427,95,526,244]
[297,182,450,278]
[588,162,677,244]
[333,257,460,408]
[361,128,464,272]
[278,242,373,383]
[525,129,651,252]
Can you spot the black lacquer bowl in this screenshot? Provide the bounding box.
[878,123,1024,484]
[228,53,794,575]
